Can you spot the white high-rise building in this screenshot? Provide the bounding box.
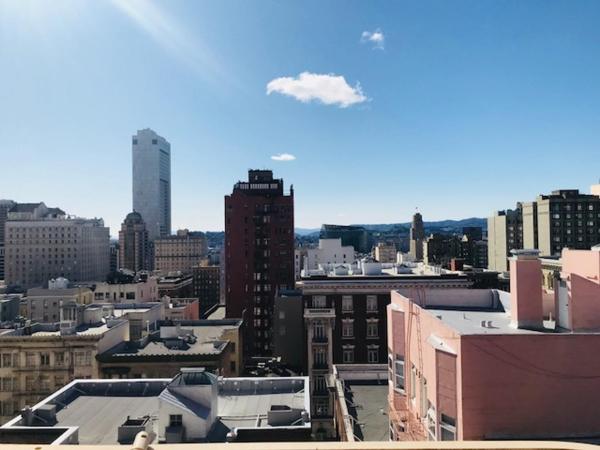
[132,128,171,240]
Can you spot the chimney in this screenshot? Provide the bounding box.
[509,249,543,330]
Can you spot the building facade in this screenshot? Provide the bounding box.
[154,229,207,274]
[422,234,461,267]
[132,129,171,240]
[25,283,93,323]
[97,320,243,379]
[303,239,355,272]
[192,264,221,314]
[388,248,600,441]
[374,242,397,263]
[118,211,150,273]
[4,203,110,289]
[224,170,294,357]
[531,190,600,257]
[0,317,128,424]
[0,200,15,282]
[299,271,472,439]
[487,205,523,272]
[320,225,370,254]
[409,213,425,261]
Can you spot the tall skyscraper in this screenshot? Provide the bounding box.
[118,211,150,273]
[225,170,295,357]
[409,211,425,261]
[132,128,171,241]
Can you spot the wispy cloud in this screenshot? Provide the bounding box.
[361,29,385,50]
[271,153,296,161]
[266,72,367,108]
[109,0,228,82]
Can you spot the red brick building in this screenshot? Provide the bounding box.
[225,170,294,357]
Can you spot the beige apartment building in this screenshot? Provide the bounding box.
[0,317,128,424]
[529,189,600,256]
[487,205,523,272]
[373,242,396,263]
[25,281,93,323]
[4,203,110,289]
[118,211,150,272]
[490,188,600,271]
[86,276,159,303]
[154,229,207,274]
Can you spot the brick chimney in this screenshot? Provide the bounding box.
[509,249,543,330]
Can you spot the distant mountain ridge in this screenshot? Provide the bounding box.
[295,217,486,236]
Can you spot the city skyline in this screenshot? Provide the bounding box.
[2,0,600,235]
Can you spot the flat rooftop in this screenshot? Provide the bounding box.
[56,396,159,445]
[100,322,240,359]
[396,288,563,336]
[3,376,310,445]
[30,323,114,337]
[206,305,226,320]
[345,382,389,441]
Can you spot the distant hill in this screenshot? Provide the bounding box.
[295,227,321,236]
[205,218,487,248]
[297,218,486,236]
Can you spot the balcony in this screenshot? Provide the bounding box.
[304,308,335,319]
[312,334,328,344]
[312,386,329,397]
[312,361,329,370]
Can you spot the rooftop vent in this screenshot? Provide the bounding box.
[117,416,150,445]
[267,405,304,426]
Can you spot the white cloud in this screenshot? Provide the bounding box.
[266,72,367,108]
[361,29,385,49]
[271,153,296,162]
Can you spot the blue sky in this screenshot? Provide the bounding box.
[1,0,599,235]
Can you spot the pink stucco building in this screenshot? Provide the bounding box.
[387,247,600,442]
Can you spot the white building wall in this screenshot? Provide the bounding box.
[304,239,355,271]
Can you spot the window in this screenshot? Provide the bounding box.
[1,354,12,368]
[314,348,326,366]
[366,295,378,312]
[315,375,327,393]
[26,353,36,366]
[342,320,354,338]
[394,356,405,391]
[341,295,353,312]
[40,375,51,392]
[315,398,329,416]
[367,319,379,338]
[40,353,50,366]
[312,295,326,308]
[313,321,325,339]
[440,414,456,441]
[368,347,379,363]
[427,405,437,441]
[410,365,417,400]
[0,378,12,392]
[342,346,354,363]
[169,414,183,427]
[74,351,91,366]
